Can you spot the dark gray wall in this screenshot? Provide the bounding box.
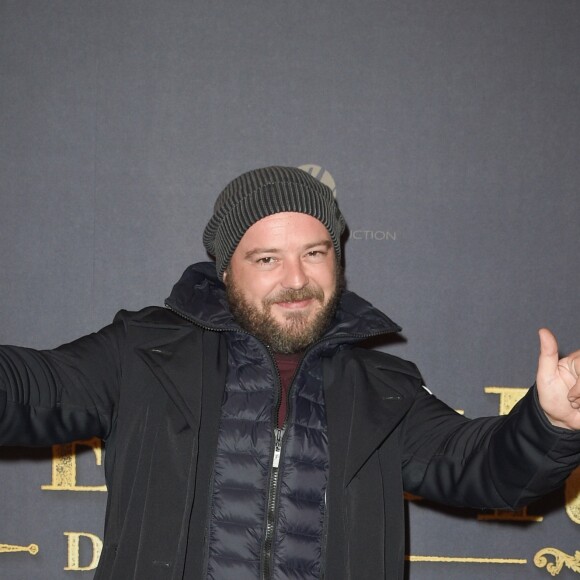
[1,1,579,578]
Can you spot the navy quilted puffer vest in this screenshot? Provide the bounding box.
[204,331,329,580]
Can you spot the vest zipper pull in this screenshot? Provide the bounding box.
[273,427,284,468]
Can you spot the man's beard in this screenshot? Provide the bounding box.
[226,267,344,354]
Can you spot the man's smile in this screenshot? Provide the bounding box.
[274,298,314,310]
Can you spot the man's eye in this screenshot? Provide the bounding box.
[256,257,275,265]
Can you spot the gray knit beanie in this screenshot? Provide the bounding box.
[203,166,346,279]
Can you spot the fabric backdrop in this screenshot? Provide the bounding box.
[1,1,579,578]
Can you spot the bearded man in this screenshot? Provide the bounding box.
[1,166,580,580]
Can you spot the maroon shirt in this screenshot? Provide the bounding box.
[273,352,302,427]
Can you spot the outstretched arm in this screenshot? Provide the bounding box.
[537,328,580,430]
[0,319,124,445]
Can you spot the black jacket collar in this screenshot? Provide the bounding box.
[165,261,401,343]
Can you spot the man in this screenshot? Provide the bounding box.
[1,166,579,580]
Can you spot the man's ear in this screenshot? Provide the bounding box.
[222,269,228,284]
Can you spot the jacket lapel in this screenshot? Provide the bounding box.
[135,327,205,429]
[325,352,415,487]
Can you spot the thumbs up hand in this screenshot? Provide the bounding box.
[536,328,580,430]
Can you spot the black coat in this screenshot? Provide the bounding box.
[1,263,579,579]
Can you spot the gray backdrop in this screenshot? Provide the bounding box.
[1,1,579,578]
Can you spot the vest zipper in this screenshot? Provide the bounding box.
[262,425,286,580]
[261,343,288,580]
[260,347,310,580]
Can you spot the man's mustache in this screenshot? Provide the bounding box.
[265,286,324,306]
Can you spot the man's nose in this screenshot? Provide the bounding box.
[281,259,308,289]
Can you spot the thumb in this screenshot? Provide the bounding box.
[537,328,559,381]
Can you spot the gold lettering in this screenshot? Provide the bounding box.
[565,466,580,524]
[478,386,542,522]
[484,386,528,415]
[64,532,102,571]
[0,543,38,555]
[42,438,107,492]
[407,554,527,565]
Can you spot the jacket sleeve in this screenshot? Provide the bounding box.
[401,385,580,510]
[0,314,127,446]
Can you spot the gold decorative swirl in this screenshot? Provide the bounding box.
[534,547,580,576]
[0,543,39,555]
